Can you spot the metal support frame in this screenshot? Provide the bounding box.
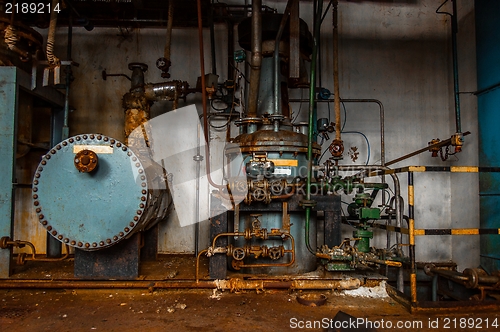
[0,67,64,278]
[209,196,229,279]
[369,165,500,307]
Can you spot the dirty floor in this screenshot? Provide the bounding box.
[2,288,500,332]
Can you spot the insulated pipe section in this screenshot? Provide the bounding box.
[247,0,262,118]
[46,0,60,67]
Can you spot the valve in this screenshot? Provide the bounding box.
[428,138,441,157]
[232,247,246,261]
[451,132,464,153]
[329,139,344,158]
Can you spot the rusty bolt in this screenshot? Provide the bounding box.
[34,201,39,206]
[83,135,88,139]
[110,139,115,144]
[76,136,81,141]
[129,222,134,227]
[33,187,38,192]
[35,173,40,178]
[139,203,145,208]
[140,175,145,180]
[116,142,122,147]
[124,227,130,232]
[141,183,146,187]
[119,232,124,237]
[104,137,109,142]
[132,157,137,161]
[138,169,144,174]
[134,216,139,221]
[52,231,57,236]
[64,238,69,243]
[47,226,52,231]
[41,160,46,165]
[90,134,95,139]
[63,141,68,146]
[106,239,111,244]
[135,163,140,167]
[39,214,44,219]
[92,243,97,247]
[85,243,90,248]
[69,138,74,143]
[38,167,43,172]
[113,236,118,241]
[51,149,56,154]
[78,242,83,247]
[142,190,147,194]
[34,180,39,185]
[36,208,41,213]
[99,241,104,246]
[57,145,62,150]
[42,221,47,226]
[137,210,142,215]
[33,194,38,199]
[71,241,76,245]
[127,152,132,156]
[57,235,63,240]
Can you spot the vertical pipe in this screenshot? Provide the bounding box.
[408,172,417,303]
[273,0,297,116]
[451,0,461,134]
[194,122,201,257]
[332,1,341,141]
[227,21,234,82]
[164,0,174,75]
[209,1,217,76]
[197,0,225,190]
[305,0,322,255]
[247,0,262,117]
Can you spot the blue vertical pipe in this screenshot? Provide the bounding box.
[475,0,500,273]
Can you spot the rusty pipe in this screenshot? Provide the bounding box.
[247,0,262,117]
[164,1,174,65]
[238,234,295,268]
[195,248,208,283]
[46,0,60,67]
[332,1,342,142]
[0,278,370,291]
[197,0,226,190]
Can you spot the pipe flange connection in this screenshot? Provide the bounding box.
[128,62,148,72]
[423,263,436,277]
[464,268,480,289]
[329,139,344,158]
[74,149,98,173]
[299,200,317,208]
[0,236,11,249]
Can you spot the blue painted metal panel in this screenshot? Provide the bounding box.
[0,67,18,278]
[476,0,500,272]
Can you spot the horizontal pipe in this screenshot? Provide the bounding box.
[0,278,370,290]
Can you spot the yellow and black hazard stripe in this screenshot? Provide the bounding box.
[414,228,500,235]
[369,166,500,176]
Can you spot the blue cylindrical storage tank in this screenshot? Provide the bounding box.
[32,134,171,250]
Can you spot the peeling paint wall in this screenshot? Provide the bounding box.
[12,0,479,270]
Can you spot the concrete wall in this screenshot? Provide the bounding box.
[14,0,480,270]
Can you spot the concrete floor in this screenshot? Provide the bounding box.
[1,255,499,331]
[2,287,500,331]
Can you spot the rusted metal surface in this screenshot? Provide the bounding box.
[228,123,320,155]
[73,149,98,173]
